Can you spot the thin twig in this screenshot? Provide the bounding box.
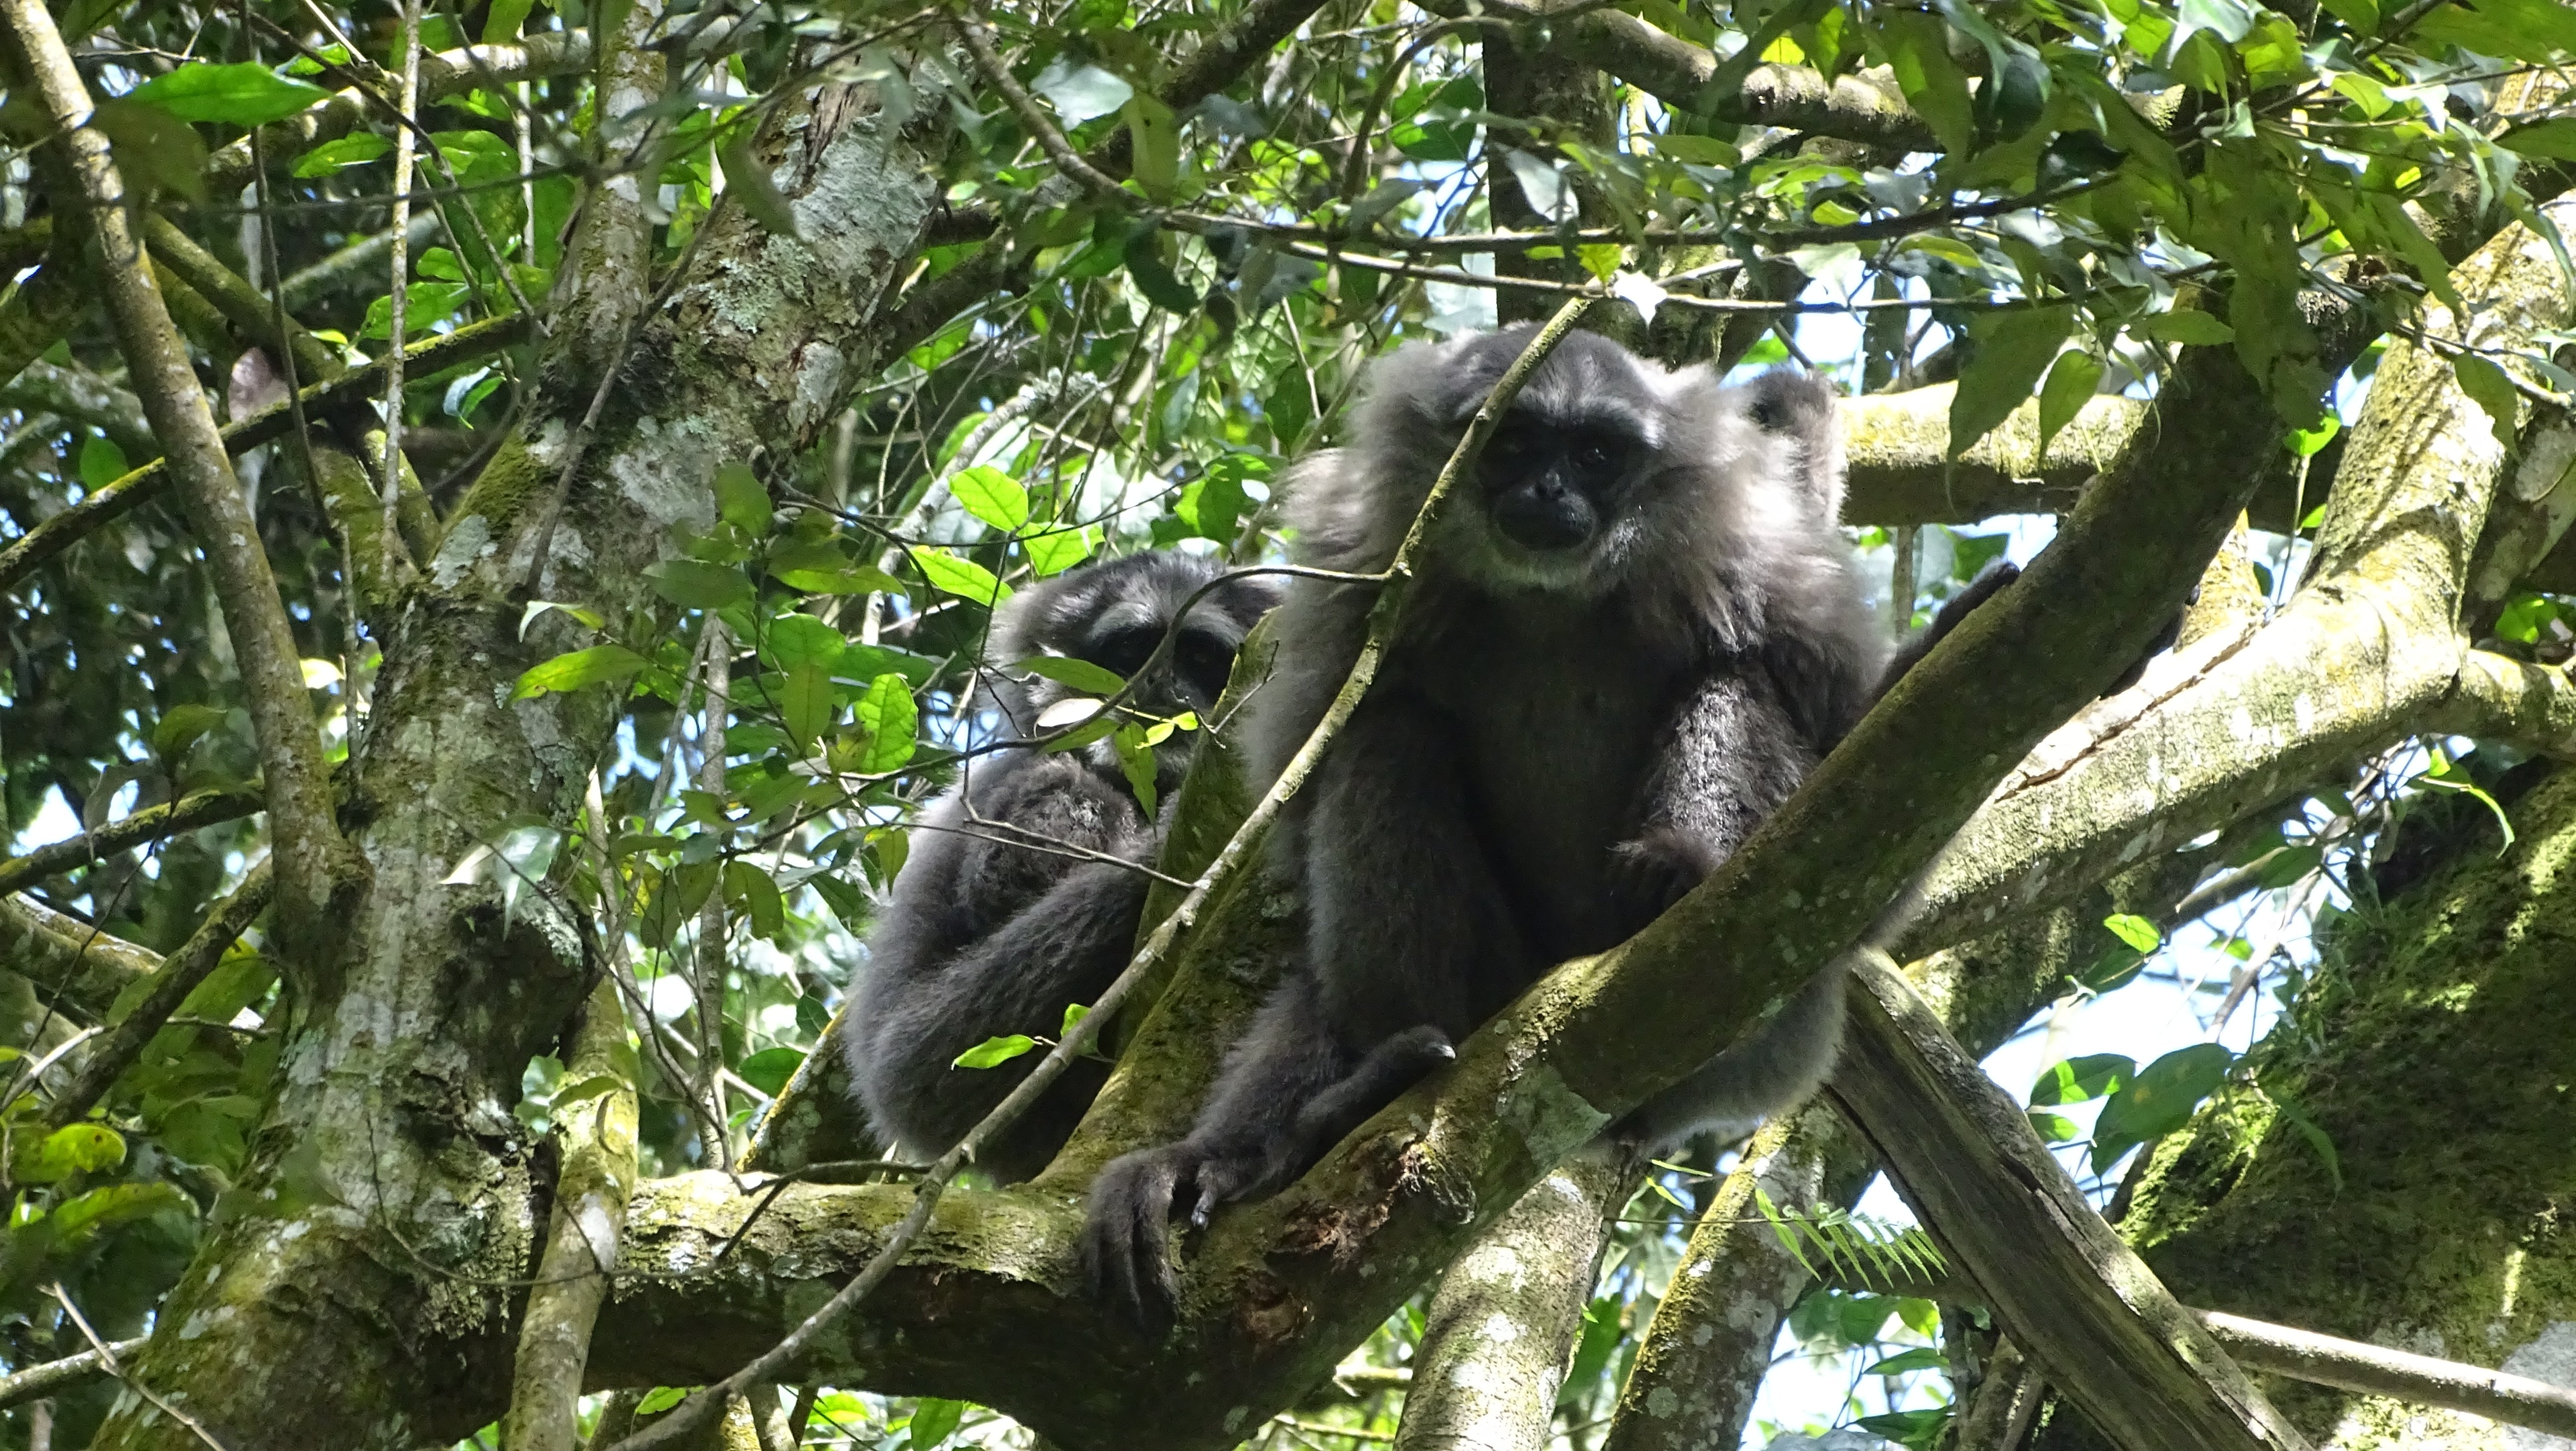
[50,1286,229,1451]
[382,0,423,583]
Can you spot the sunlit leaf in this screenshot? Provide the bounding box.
[125,62,329,126]
[512,645,649,700]
[953,1035,1038,1069]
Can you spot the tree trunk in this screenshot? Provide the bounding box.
[2038,763,2576,1450]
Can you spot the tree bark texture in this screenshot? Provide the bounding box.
[2047,763,2576,1451]
[86,71,940,1451]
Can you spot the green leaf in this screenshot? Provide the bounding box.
[125,62,330,127]
[48,1181,187,1246]
[1014,655,1129,696]
[1124,94,1180,199]
[1124,229,1203,313]
[360,281,467,340]
[737,1046,805,1096]
[416,246,466,281]
[16,1124,125,1184]
[782,661,833,753]
[635,1386,689,1416]
[810,872,872,931]
[909,548,1011,607]
[292,132,392,177]
[853,673,918,773]
[512,645,649,700]
[151,703,229,765]
[2287,415,2340,457]
[2258,1078,2342,1190]
[1024,525,1100,576]
[760,613,844,673]
[2035,348,2103,462]
[1863,1347,1948,1375]
[78,435,130,490]
[2092,1043,2235,1172]
[483,0,535,41]
[2452,353,2522,452]
[2133,309,2235,346]
[645,560,754,610]
[715,461,771,534]
[1877,10,1975,153]
[2030,1052,2135,1106]
[950,465,1031,532]
[725,859,787,940]
[1647,132,1740,166]
[2501,118,2576,162]
[953,1035,1038,1069]
[2103,913,2162,953]
[1060,1002,1091,1040]
[1112,722,1159,817]
[91,98,209,203]
[910,1398,968,1448]
[1949,306,2075,458]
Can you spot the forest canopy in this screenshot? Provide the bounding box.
[0,0,2573,1447]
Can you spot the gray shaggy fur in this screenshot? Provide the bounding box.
[1083,327,2012,1322]
[842,552,1282,1182]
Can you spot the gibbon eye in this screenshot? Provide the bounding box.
[1572,437,1616,472]
[1088,626,1161,679]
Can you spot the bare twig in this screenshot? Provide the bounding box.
[49,1286,228,1451]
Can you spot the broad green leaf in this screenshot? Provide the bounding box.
[125,62,329,127]
[811,873,872,930]
[909,548,1011,607]
[17,1124,126,1183]
[48,1181,187,1245]
[2035,349,2103,463]
[1014,655,1129,695]
[2287,415,2341,457]
[79,435,129,490]
[91,98,208,202]
[483,0,535,41]
[725,860,787,940]
[360,281,467,340]
[953,1035,1038,1069]
[1025,525,1100,576]
[1647,132,1740,166]
[2092,1043,2235,1171]
[737,1046,805,1096]
[645,560,754,609]
[762,613,844,672]
[1877,10,1974,153]
[416,246,466,281]
[1113,721,1158,817]
[1863,1348,1948,1375]
[782,661,833,753]
[2030,1052,2135,1106]
[718,136,800,238]
[1030,58,1131,120]
[950,465,1031,532]
[715,462,771,534]
[2133,309,2235,346]
[1125,94,1180,199]
[853,673,918,773]
[2452,353,2522,451]
[2103,913,2162,952]
[2501,118,2576,162]
[293,132,392,177]
[1125,229,1203,314]
[1061,1002,1091,1040]
[635,1387,689,1416]
[1948,306,2075,458]
[512,645,649,700]
[911,1398,968,1448]
[151,703,229,764]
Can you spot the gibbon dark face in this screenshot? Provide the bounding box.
[990,553,1282,733]
[1478,409,1649,555]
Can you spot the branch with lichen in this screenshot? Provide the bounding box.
[0,895,160,1023]
[0,0,364,972]
[0,787,266,898]
[43,865,272,1129]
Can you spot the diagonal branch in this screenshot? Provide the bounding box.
[0,786,265,898]
[0,0,364,973]
[43,864,272,1129]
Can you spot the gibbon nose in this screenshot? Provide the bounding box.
[1494,480,1595,551]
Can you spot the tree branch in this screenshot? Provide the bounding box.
[0,357,150,459]
[0,894,158,1021]
[3,0,363,971]
[0,312,529,595]
[2430,649,2576,756]
[0,786,265,898]
[42,864,271,1129]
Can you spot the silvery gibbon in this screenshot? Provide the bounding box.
[1082,327,2019,1320]
[844,552,1283,1182]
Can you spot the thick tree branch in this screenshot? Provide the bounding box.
[0,786,265,898]
[1394,1144,1635,1451]
[1,0,361,970]
[0,894,158,1021]
[2196,1309,2576,1441]
[0,255,87,396]
[43,864,271,1129]
[0,1336,146,1411]
[502,975,641,1451]
[1902,196,2576,953]
[1831,955,2308,1450]
[2431,649,2576,755]
[0,357,150,460]
[142,214,342,387]
[0,312,528,595]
